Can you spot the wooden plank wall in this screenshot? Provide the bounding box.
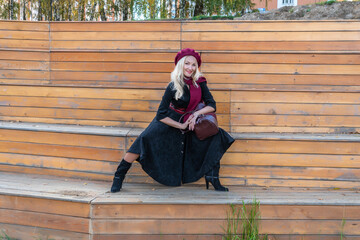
[91,202,360,239]
[2,127,360,188]
[182,21,360,133]
[0,195,90,239]
[1,20,360,189]
[1,21,360,133]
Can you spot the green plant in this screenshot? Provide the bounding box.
[222,199,267,240]
[191,15,234,20]
[340,218,346,240]
[0,231,17,240]
[316,0,337,5]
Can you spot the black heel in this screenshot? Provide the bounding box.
[205,178,209,189]
[205,164,229,192]
[111,159,132,193]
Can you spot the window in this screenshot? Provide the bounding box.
[278,0,297,7]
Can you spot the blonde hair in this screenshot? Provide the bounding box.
[170,56,203,100]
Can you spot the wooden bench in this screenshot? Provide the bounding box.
[1,20,360,239]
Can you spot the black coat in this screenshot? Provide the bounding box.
[128,81,234,186]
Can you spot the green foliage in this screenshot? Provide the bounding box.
[222,199,267,240]
[340,219,346,240]
[0,231,17,240]
[191,14,234,20]
[0,0,255,21]
[315,0,337,5]
[0,0,20,20]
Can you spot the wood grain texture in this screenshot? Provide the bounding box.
[182,21,360,32]
[0,195,89,217]
[183,32,360,41]
[0,223,89,240]
[50,22,181,32]
[182,41,360,51]
[202,53,360,64]
[0,209,89,233]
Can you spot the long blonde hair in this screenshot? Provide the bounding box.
[170,56,203,100]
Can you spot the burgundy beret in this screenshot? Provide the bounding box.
[174,48,201,67]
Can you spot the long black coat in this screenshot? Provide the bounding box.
[128,81,234,186]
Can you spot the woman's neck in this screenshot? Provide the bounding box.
[184,75,192,80]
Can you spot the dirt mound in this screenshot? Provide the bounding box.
[237,1,360,20]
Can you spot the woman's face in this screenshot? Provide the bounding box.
[183,56,197,78]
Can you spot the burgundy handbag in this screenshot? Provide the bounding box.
[180,102,219,140]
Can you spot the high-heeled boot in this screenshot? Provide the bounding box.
[205,163,229,192]
[110,159,132,193]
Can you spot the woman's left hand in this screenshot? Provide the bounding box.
[188,112,199,131]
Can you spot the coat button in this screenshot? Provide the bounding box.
[181,142,184,145]
[181,151,183,153]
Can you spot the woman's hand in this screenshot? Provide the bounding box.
[179,120,190,130]
[187,112,199,131]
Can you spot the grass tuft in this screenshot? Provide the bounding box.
[222,198,267,240]
[0,231,17,240]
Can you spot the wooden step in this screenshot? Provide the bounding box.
[0,172,359,239]
[0,122,359,189]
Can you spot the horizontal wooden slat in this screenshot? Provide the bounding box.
[182,21,360,32]
[0,50,49,61]
[0,106,229,126]
[0,128,124,149]
[0,164,112,181]
[50,41,180,50]
[51,32,180,41]
[51,52,174,62]
[182,41,360,51]
[92,219,360,235]
[0,86,230,101]
[0,30,49,40]
[0,141,122,161]
[92,235,221,240]
[0,86,164,99]
[231,91,360,104]
[0,106,155,122]
[245,178,360,188]
[221,165,360,181]
[50,71,169,82]
[0,116,151,128]
[202,63,360,75]
[0,223,89,240]
[0,69,49,79]
[0,152,117,173]
[202,53,360,64]
[183,32,360,41]
[230,126,360,134]
[230,139,360,155]
[0,21,49,31]
[0,195,89,217]
[231,115,360,128]
[222,152,360,168]
[51,62,173,72]
[0,96,229,113]
[0,39,49,49]
[0,60,49,70]
[50,22,181,32]
[231,102,360,116]
[205,74,360,86]
[0,209,89,233]
[91,203,360,220]
[47,72,360,87]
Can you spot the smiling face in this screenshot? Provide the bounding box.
[183,56,197,78]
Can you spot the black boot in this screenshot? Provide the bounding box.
[205,163,229,192]
[110,159,132,193]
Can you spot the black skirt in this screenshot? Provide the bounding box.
[128,117,235,186]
